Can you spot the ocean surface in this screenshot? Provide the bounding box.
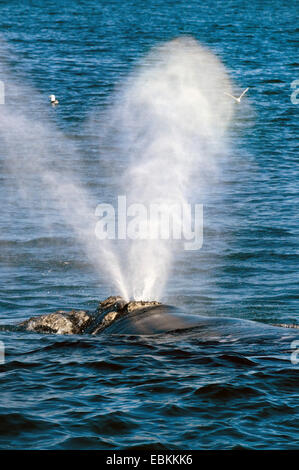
[0,0,298,450]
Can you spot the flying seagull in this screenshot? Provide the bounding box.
[224,87,249,103]
[49,94,59,106]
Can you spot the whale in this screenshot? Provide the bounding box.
[15,296,298,340]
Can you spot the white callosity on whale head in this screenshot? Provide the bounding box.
[19,310,91,335]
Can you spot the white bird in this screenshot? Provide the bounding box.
[224,87,249,103]
[49,94,59,105]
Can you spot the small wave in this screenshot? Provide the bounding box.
[124,442,171,450]
[219,354,258,366]
[160,403,189,417]
[34,339,95,352]
[193,383,261,399]
[0,412,50,435]
[85,360,126,372]
[0,360,41,372]
[262,78,284,84]
[57,436,115,450]
[0,236,72,248]
[87,411,138,435]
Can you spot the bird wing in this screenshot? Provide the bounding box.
[224,92,239,102]
[239,87,249,99]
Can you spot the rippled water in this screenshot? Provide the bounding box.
[0,0,298,450]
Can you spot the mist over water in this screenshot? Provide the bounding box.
[0,39,128,298]
[0,75,100,276]
[1,37,233,301]
[100,37,234,300]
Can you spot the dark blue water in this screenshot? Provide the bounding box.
[0,0,298,449]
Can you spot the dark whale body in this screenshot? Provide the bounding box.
[98,305,297,342]
[16,296,298,339]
